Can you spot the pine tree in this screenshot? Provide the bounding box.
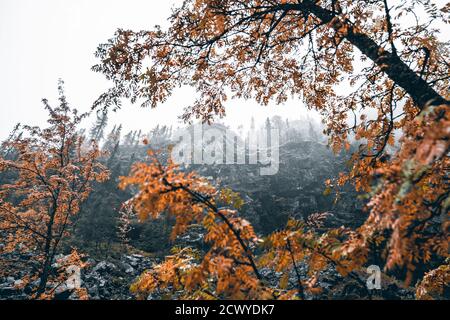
[89,110,108,143]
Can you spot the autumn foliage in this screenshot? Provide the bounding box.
[1,0,446,300]
[119,150,377,299]
[90,0,450,300]
[121,149,267,299]
[0,82,109,299]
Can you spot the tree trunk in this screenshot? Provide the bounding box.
[285,1,449,109]
[36,256,51,297]
[36,200,57,298]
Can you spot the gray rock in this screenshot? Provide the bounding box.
[93,261,117,273]
[54,283,70,296]
[13,280,24,287]
[6,277,15,284]
[86,258,97,267]
[123,263,135,274]
[124,255,142,267]
[0,286,19,297]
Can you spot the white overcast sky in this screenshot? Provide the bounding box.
[0,1,447,140]
[0,0,313,140]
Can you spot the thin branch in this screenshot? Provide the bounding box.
[383,0,397,56]
[286,238,306,299]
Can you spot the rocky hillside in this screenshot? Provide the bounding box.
[0,119,381,300]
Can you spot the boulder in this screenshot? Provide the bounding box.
[0,286,20,298]
[93,261,117,273]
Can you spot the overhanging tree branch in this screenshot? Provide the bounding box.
[279,1,448,109]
